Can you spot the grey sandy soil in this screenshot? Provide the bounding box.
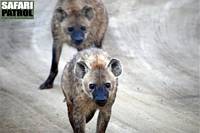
[0,0,199,133]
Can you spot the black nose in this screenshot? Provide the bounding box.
[95,100,107,106]
[71,31,84,45]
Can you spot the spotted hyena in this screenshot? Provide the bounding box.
[61,48,122,133]
[40,0,108,89]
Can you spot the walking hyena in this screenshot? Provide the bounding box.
[40,0,108,89]
[61,48,122,133]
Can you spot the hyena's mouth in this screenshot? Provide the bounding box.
[95,100,107,106]
[73,39,83,45]
[69,40,83,48]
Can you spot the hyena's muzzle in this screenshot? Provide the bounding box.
[90,84,109,106]
[66,25,86,45]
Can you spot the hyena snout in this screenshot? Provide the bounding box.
[67,26,86,45]
[90,85,109,106]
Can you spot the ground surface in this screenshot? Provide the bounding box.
[0,0,199,133]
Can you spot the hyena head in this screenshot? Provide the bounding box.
[75,51,122,106]
[56,4,94,46]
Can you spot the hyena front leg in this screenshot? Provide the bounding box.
[39,39,63,89]
[72,107,86,133]
[67,101,75,130]
[96,108,111,133]
[95,14,108,48]
[86,109,96,123]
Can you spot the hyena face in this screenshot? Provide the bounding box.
[84,69,116,106]
[75,58,122,106]
[56,5,94,46]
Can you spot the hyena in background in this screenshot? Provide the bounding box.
[61,48,122,133]
[40,0,108,89]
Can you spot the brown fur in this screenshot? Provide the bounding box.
[91,55,106,69]
[61,48,122,133]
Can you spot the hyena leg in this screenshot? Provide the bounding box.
[96,109,111,133]
[67,102,76,130]
[95,15,108,48]
[95,37,104,49]
[63,93,76,130]
[39,39,62,89]
[72,108,86,133]
[86,109,96,123]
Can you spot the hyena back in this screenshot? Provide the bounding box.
[40,0,108,89]
[61,48,122,133]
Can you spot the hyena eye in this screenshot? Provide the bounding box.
[68,27,74,32]
[89,83,96,90]
[105,83,111,88]
[80,26,86,31]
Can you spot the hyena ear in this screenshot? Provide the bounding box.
[75,61,89,79]
[82,6,94,20]
[55,7,68,21]
[108,59,122,77]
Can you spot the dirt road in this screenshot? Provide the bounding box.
[0,0,199,132]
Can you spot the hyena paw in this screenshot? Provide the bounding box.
[39,81,53,89]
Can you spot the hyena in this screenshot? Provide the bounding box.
[61,48,122,133]
[40,0,108,89]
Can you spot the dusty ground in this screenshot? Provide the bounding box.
[0,0,199,133]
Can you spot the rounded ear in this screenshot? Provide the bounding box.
[55,7,67,21]
[82,6,94,20]
[108,59,122,77]
[75,61,89,79]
